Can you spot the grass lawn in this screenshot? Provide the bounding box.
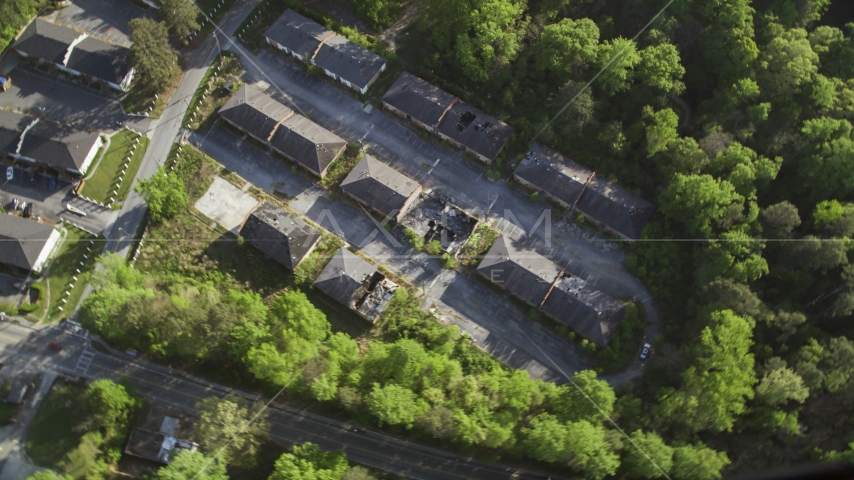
[79,130,150,208]
[137,145,370,338]
[42,227,100,322]
[26,380,86,471]
[183,51,244,131]
[120,87,166,118]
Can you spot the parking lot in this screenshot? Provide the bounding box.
[49,0,154,48]
[0,274,27,309]
[1,166,116,234]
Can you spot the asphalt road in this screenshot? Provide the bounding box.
[0,324,566,480]
[104,0,261,257]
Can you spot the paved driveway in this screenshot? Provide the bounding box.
[193,127,588,384]
[0,67,149,133]
[0,275,27,308]
[49,0,154,48]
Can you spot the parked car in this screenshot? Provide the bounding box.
[11,198,18,210]
[5,166,11,181]
[23,203,34,218]
[639,343,652,360]
[47,342,62,352]
[18,201,26,212]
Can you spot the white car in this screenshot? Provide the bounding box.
[5,166,12,181]
[639,343,652,360]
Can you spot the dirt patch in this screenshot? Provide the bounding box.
[304,0,371,32]
[377,1,421,49]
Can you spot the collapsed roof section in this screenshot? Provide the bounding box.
[314,248,398,323]
[399,189,478,254]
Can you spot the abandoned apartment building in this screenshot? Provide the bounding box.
[399,189,478,254]
[314,248,398,323]
[340,154,422,222]
[478,235,625,345]
[239,201,322,271]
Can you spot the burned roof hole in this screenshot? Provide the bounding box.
[456,111,476,131]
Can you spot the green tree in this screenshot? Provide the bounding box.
[135,166,186,222]
[354,0,401,31]
[637,42,686,94]
[623,430,673,479]
[799,117,854,201]
[760,202,801,239]
[758,28,819,96]
[595,37,641,96]
[658,174,745,237]
[658,310,756,433]
[269,442,349,480]
[160,0,200,38]
[154,451,228,480]
[522,413,571,463]
[705,142,782,197]
[697,0,759,87]
[698,230,768,284]
[670,443,730,480]
[755,361,810,406]
[366,384,427,428]
[654,137,708,179]
[548,370,615,424]
[342,466,377,480]
[128,18,179,93]
[194,394,270,467]
[80,380,139,439]
[536,18,599,81]
[644,107,679,157]
[813,199,845,227]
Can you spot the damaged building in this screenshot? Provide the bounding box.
[400,190,478,254]
[477,235,625,346]
[514,142,656,241]
[239,202,322,271]
[314,248,398,323]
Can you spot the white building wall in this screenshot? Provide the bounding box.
[74,135,103,175]
[32,228,61,273]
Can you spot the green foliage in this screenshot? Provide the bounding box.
[528,191,540,202]
[135,166,187,222]
[366,383,427,428]
[813,199,845,227]
[670,443,730,480]
[128,18,179,93]
[25,472,72,480]
[658,174,744,238]
[269,442,349,480]
[154,450,228,480]
[160,0,200,38]
[441,253,458,269]
[0,302,16,315]
[195,393,270,468]
[404,228,424,251]
[0,0,46,56]
[354,0,401,31]
[425,240,443,255]
[623,430,673,479]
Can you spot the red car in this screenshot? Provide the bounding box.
[47,342,62,352]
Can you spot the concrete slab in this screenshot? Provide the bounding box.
[194,176,259,234]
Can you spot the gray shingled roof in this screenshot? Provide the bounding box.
[0,110,30,155]
[381,72,457,128]
[0,214,56,271]
[575,176,656,240]
[514,142,593,206]
[19,119,101,172]
[313,248,375,307]
[477,236,560,306]
[13,19,80,64]
[340,155,419,218]
[65,36,131,85]
[219,84,293,140]
[269,114,346,176]
[313,34,386,91]
[239,202,321,270]
[541,278,625,346]
[436,100,513,162]
[264,9,332,59]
